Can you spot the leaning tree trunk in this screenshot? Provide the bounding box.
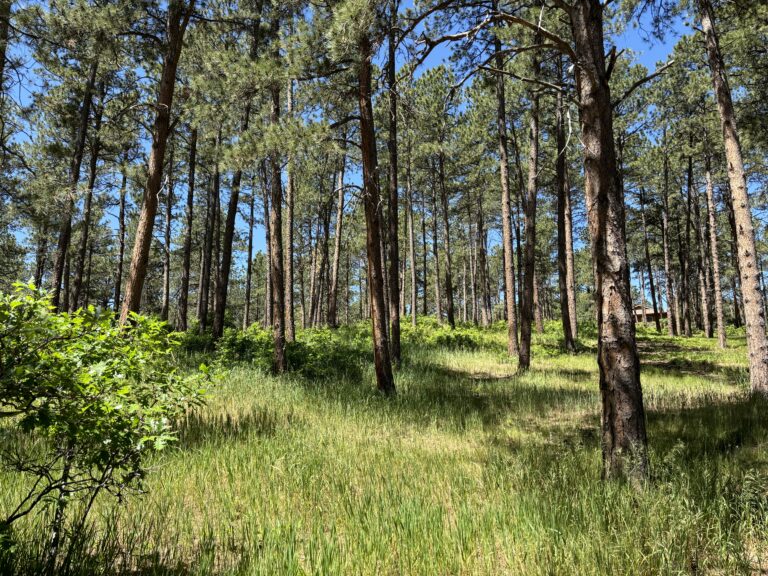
[564,164,578,341]
[359,34,395,395]
[178,127,196,331]
[571,0,648,482]
[387,0,401,362]
[52,60,98,311]
[698,0,768,390]
[120,0,193,324]
[556,83,576,352]
[704,155,726,348]
[495,33,519,355]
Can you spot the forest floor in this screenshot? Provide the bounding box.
[3,322,768,575]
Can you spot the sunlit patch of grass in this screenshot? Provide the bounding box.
[2,322,767,574]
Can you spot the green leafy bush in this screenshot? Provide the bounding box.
[0,284,206,565]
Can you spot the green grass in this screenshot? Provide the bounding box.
[2,322,768,575]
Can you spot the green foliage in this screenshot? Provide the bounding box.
[0,284,206,559]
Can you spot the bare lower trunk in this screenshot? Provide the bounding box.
[160,147,174,322]
[387,2,401,361]
[120,1,193,323]
[571,0,648,482]
[704,157,726,348]
[407,138,417,326]
[438,153,455,329]
[699,0,767,390]
[660,145,676,336]
[640,189,661,332]
[52,60,98,311]
[495,32,519,354]
[359,34,395,394]
[72,86,104,311]
[556,83,576,351]
[285,79,295,342]
[198,138,220,333]
[244,187,255,330]
[178,128,196,331]
[269,73,286,372]
[519,66,540,372]
[113,161,128,311]
[431,183,442,322]
[328,150,346,328]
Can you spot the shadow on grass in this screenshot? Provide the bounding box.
[648,394,768,462]
[642,357,747,385]
[176,406,296,449]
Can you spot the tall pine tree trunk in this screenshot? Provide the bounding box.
[71,84,103,310]
[284,79,296,341]
[660,141,677,336]
[178,128,196,331]
[359,34,395,394]
[243,187,256,330]
[640,189,661,332]
[120,0,193,323]
[438,153,455,329]
[407,138,417,327]
[495,32,519,355]
[113,158,128,311]
[571,0,647,481]
[387,0,401,362]
[52,60,98,311]
[160,147,174,322]
[698,0,768,390]
[328,153,345,328]
[518,64,540,372]
[704,156,726,348]
[556,83,576,351]
[269,72,286,372]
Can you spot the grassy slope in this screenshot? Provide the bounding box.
[2,323,768,575]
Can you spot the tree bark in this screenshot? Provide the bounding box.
[431,179,442,322]
[269,71,286,373]
[113,158,128,311]
[359,34,395,395]
[213,103,249,339]
[704,156,726,348]
[640,189,661,332]
[52,60,98,311]
[518,62,540,372]
[178,127,196,331]
[198,135,220,333]
[328,151,346,328]
[387,0,401,362]
[570,0,648,481]
[556,82,576,351]
[120,0,193,323]
[660,138,677,336]
[698,0,768,390]
[407,137,417,326]
[285,79,296,341]
[243,186,255,330]
[438,153,455,329]
[160,146,174,322]
[495,33,519,354]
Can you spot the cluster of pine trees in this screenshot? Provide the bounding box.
[0,0,766,482]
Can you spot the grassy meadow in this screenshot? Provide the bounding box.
[2,321,767,575]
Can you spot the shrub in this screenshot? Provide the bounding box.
[0,284,206,567]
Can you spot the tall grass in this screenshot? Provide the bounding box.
[2,321,767,574]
